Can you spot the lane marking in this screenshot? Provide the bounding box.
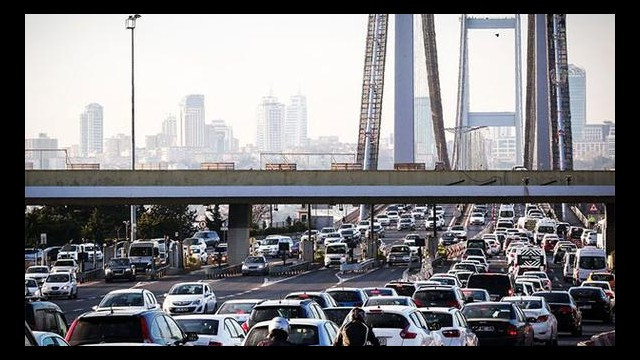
[332,266,380,287]
[78,280,101,287]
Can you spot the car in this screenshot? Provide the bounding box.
[439,232,458,246]
[25,321,38,346]
[449,225,467,240]
[82,243,103,262]
[285,291,338,309]
[522,271,552,290]
[418,307,479,346]
[211,243,228,264]
[363,287,398,297]
[384,281,418,297]
[574,247,607,285]
[322,306,354,326]
[215,299,266,325]
[338,223,356,235]
[580,281,615,308]
[581,230,598,247]
[325,287,369,307]
[552,242,577,263]
[182,238,209,264]
[41,272,78,299]
[462,302,534,346]
[339,229,361,244]
[501,296,558,345]
[375,214,391,226]
[50,259,79,275]
[25,277,42,298]
[454,271,474,288]
[365,296,417,307]
[25,301,69,337]
[460,288,491,303]
[587,272,615,290]
[300,229,319,243]
[56,244,81,261]
[364,223,385,239]
[324,242,349,267]
[396,218,416,231]
[162,282,218,315]
[568,286,614,323]
[362,305,443,346]
[462,248,486,260]
[532,291,582,335]
[241,256,269,276]
[104,257,137,282]
[563,251,577,281]
[466,255,489,271]
[65,308,198,346]
[412,286,467,309]
[243,318,339,346]
[25,265,50,285]
[175,314,246,346]
[541,234,560,252]
[192,230,221,248]
[32,331,70,346]
[513,281,534,296]
[428,275,463,288]
[515,277,545,293]
[386,245,416,266]
[245,299,326,331]
[94,288,160,312]
[322,232,343,247]
[469,212,485,226]
[466,273,514,301]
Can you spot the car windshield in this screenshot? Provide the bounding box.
[503,299,542,309]
[582,283,609,290]
[218,302,258,314]
[328,291,361,302]
[246,257,265,263]
[194,231,218,239]
[342,230,355,235]
[67,316,143,346]
[414,290,456,306]
[263,239,279,246]
[570,288,604,299]
[462,289,488,301]
[391,246,410,253]
[99,293,144,307]
[109,258,130,266]
[25,279,37,287]
[451,226,464,231]
[129,247,152,256]
[47,274,70,282]
[538,226,555,233]
[170,284,203,295]
[326,246,346,254]
[27,267,48,273]
[591,274,613,282]
[579,256,606,269]
[175,319,219,335]
[462,304,513,319]
[251,306,305,322]
[324,308,353,325]
[367,297,408,306]
[420,312,453,327]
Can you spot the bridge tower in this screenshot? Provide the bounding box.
[453,15,523,170]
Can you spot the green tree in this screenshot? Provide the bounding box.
[137,205,196,240]
[204,204,224,232]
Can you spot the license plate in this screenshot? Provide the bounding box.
[477,326,494,332]
[579,305,591,310]
[377,337,387,346]
[174,308,190,312]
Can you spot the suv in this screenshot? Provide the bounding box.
[466,273,514,301]
[568,286,614,323]
[65,308,198,346]
[246,299,326,330]
[25,301,69,338]
[104,257,136,282]
[94,289,160,312]
[412,286,467,309]
[192,230,221,248]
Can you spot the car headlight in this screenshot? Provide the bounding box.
[125,268,132,272]
[256,264,264,268]
[61,285,68,290]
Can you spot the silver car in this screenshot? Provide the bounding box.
[243,318,339,346]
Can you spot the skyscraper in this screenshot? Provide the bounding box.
[285,94,308,148]
[79,103,103,156]
[568,64,586,142]
[207,119,236,153]
[414,97,434,166]
[25,133,60,169]
[180,95,205,147]
[162,114,177,147]
[256,95,285,152]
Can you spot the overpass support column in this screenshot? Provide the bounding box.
[604,203,615,258]
[227,204,252,265]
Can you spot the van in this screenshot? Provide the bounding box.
[574,247,607,285]
[324,243,348,267]
[535,219,557,244]
[257,235,294,257]
[498,204,515,223]
[128,240,160,275]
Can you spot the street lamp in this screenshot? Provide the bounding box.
[126,14,141,242]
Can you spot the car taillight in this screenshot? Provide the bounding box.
[508,288,514,296]
[447,300,461,309]
[208,341,223,346]
[413,298,423,307]
[442,329,460,338]
[400,325,418,339]
[506,325,518,337]
[241,321,249,333]
[536,315,549,323]
[559,306,572,314]
[140,317,152,343]
[64,318,79,342]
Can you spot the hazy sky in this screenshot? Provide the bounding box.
[25,14,614,148]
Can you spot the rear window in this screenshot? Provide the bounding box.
[419,312,453,327]
[251,306,305,322]
[365,288,395,296]
[579,256,606,270]
[285,295,328,307]
[324,308,352,325]
[569,288,604,300]
[462,304,513,320]
[217,302,257,315]
[366,297,408,306]
[326,246,346,254]
[245,324,319,346]
[68,316,143,345]
[99,293,144,307]
[591,274,613,282]
[328,291,362,302]
[385,284,415,297]
[462,289,488,301]
[467,275,512,296]
[175,319,219,335]
[365,313,409,329]
[533,292,570,304]
[413,290,456,306]
[467,240,486,249]
[503,299,542,309]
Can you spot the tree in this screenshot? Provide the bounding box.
[252,204,270,226]
[137,205,196,239]
[204,204,224,232]
[286,215,293,227]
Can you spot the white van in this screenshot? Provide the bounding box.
[128,240,160,275]
[257,235,293,258]
[324,243,349,267]
[573,247,607,285]
[498,204,515,223]
[535,219,556,244]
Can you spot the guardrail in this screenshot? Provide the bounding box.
[148,264,170,280]
[205,264,243,279]
[577,330,615,346]
[270,261,317,276]
[339,258,376,274]
[77,268,103,283]
[570,205,590,228]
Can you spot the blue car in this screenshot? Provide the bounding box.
[325,287,368,307]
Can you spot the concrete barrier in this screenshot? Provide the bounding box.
[340,259,376,274]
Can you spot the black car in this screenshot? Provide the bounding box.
[462,302,534,346]
[65,308,198,346]
[533,291,582,335]
[568,287,614,323]
[246,299,326,330]
[104,257,136,282]
[467,274,514,301]
[384,281,418,297]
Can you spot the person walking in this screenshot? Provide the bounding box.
[333,307,380,346]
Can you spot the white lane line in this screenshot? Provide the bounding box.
[131,281,157,288]
[333,266,381,286]
[263,278,269,286]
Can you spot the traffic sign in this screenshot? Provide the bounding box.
[589,204,599,213]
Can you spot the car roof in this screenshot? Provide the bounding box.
[173,314,237,321]
[326,287,363,292]
[250,318,329,329]
[221,299,266,304]
[501,296,545,301]
[80,308,156,318]
[417,307,459,314]
[257,299,314,306]
[25,301,63,312]
[362,305,419,315]
[170,282,205,287]
[105,289,147,295]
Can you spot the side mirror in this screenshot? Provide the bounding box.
[164,293,169,297]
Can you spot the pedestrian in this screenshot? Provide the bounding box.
[333,307,380,346]
[256,317,293,346]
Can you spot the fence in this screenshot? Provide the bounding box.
[201,162,235,170]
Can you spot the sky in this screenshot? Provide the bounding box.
[25,14,615,148]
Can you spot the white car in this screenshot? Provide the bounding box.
[581,230,598,246]
[25,277,42,298]
[501,296,558,345]
[375,214,390,226]
[32,331,70,346]
[338,223,356,235]
[243,318,339,346]
[94,288,160,312]
[82,243,103,262]
[469,212,485,226]
[317,227,337,242]
[323,232,343,247]
[50,259,79,275]
[163,282,218,315]
[396,218,415,231]
[356,220,371,234]
[25,265,50,285]
[363,305,443,346]
[215,299,266,324]
[522,271,552,290]
[183,238,209,264]
[418,307,478,346]
[56,244,81,261]
[386,211,400,223]
[175,314,246,346]
[449,225,467,240]
[562,251,577,281]
[41,272,78,299]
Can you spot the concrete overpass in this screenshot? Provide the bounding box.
[25,170,615,264]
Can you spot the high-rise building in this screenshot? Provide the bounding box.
[105,133,131,157]
[256,95,285,152]
[162,114,177,147]
[568,64,586,142]
[180,95,205,147]
[206,119,237,153]
[414,97,435,166]
[285,94,308,149]
[25,133,61,169]
[80,103,104,156]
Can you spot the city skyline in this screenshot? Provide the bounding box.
[25,14,614,149]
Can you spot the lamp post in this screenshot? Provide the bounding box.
[126,14,141,242]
